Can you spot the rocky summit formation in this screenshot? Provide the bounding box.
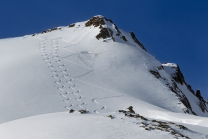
[35,15,147,52]
[150,63,208,115]
[84,16,147,51]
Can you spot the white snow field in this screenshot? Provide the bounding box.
[1,111,208,139]
[0,15,208,138]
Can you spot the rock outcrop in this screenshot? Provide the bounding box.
[150,63,208,115]
[85,16,147,51]
[196,89,208,113]
[130,32,147,52]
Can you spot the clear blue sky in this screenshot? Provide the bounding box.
[0,0,207,99]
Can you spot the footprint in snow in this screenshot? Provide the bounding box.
[52,75,59,80]
[50,69,58,73]
[94,110,99,114]
[61,69,68,73]
[62,74,70,78]
[75,98,81,101]
[55,81,62,86]
[92,99,99,104]
[64,105,74,109]
[69,86,78,91]
[57,87,65,92]
[66,80,74,85]
[101,105,107,109]
[48,65,54,69]
[43,58,50,61]
[63,100,70,103]
[60,94,67,98]
[72,90,80,95]
[47,62,52,65]
[58,64,65,68]
[77,103,86,108]
[64,91,69,94]
[66,79,73,83]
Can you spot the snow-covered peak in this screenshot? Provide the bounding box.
[162,63,181,79]
[1,15,208,138]
[162,63,178,68]
[1,15,208,120]
[93,15,104,18]
[35,15,147,52]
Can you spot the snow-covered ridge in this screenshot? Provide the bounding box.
[150,63,208,115]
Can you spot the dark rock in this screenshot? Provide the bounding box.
[140,116,148,121]
[69,109,74,113]
[104,17,113,24]
[118,110,125,113]
[196,89,202,99]
[78,110,89,114]
[130,32,147,52]
[68,23,75,28]
[149,70,161,79]
[96,28,113,40]
[177,125,188,130]
[85,16,105,27]
[109,19,113,23]
[171,65,185,85]
[40,27,61,34]
[180,96,192,112]
[157,65,164,70]
[196,89,208,113]
[114,24,121,34]
[107,115,114,119]
[185,83,195,95]
[127,106,135,113]
[121,36,128,42]
[112,37,115,42]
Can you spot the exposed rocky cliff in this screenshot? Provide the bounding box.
[150,63,208,115]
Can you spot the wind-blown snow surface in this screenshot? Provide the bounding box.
[0,16,208,138]
[1,112,208,139]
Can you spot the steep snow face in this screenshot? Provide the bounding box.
[0,15,207,124]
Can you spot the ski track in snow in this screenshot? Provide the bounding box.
[39,39,185,115]
[39,38,108,113]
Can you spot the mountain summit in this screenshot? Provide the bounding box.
[0,15,207,125]
[1,15,208,139]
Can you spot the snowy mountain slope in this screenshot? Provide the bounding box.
[0,15,207,129]
[0,37,66,124]
[1,109,208,139]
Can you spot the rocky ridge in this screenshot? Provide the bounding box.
[150,63,208,115]
[84,16,147,51]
